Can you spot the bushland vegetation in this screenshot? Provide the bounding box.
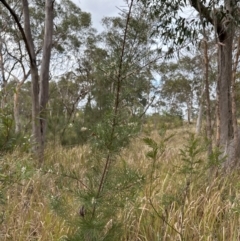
[1,0,240,240]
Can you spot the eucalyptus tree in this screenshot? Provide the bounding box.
[0,0,54,163]
[0,0,94,162]
[141,0,240,166]
[158,56,205,124]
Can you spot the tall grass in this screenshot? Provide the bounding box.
[0,127,240,240]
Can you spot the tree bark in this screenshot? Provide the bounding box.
[14,84,22,133]
[22,0,42,160]
[216,48,221,146]
[0,37,7,108]
[191,0,234,152]
[231,35,240,165]
[218,33,233,146]
[196,83,204,135]
[202,36,212,155]
[39,0,54,162]
[186,99,192,124]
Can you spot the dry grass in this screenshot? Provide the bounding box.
[1,127,240,240]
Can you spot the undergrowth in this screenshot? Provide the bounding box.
[0,128,240,240]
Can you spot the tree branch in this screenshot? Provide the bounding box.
[0,0,34,65]
[190,0,214,25]
[190,0,226,42]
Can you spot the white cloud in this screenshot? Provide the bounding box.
[72,0,125,31]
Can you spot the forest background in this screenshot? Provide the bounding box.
[1,0,240,240]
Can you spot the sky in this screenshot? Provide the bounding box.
[72,0,125,31]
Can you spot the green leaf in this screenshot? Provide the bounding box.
[143,137,158,149]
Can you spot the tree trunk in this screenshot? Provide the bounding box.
[218,34,233,147]
[196,103,203,134]
[191,0,234,157]
[216,48,221,146]
[196,84,204,134]
[22,0,42,161]
[0,38,7,108]
[39,0,54,162]
[196,0,212,154]
[231,35,240,165]
[186,100,191,124]
[202,37,212,155]
[14,83,21,133]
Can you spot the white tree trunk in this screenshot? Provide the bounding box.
[13,83,22,133]
[0,38,7,108]
[196,101,203,134]
[22,0,42,161]
[39,0,54,162]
